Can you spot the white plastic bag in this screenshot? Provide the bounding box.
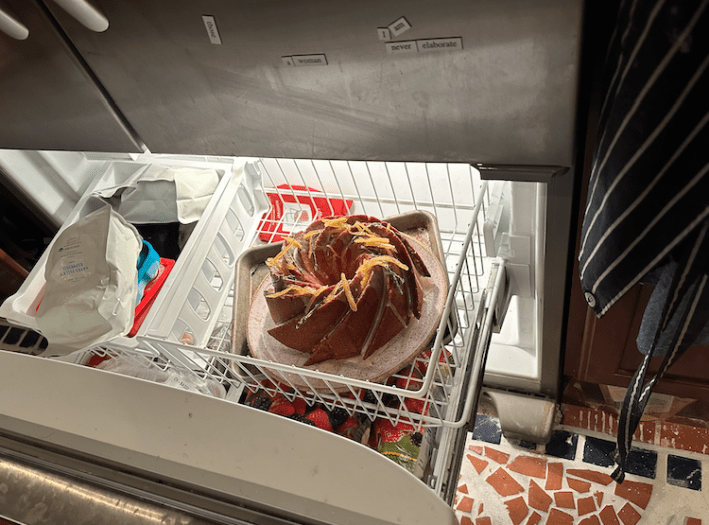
[36,205,142,355]
[97,353,227,399]
[94,163,220,224]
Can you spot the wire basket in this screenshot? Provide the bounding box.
[90,158,500,429]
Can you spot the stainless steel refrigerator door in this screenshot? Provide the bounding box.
[0,0,142,152]
[47,0,582,165]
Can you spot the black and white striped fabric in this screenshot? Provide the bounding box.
[579,0,709,483]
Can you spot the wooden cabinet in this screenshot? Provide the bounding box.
[565,277,709,403]
[0,248,27,303]
[0,174,54,303]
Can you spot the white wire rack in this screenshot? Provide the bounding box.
[0,318,48,356]
[84,158,502,431]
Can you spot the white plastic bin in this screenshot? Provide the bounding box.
[0,156,269,355]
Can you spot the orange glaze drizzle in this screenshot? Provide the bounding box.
[322,217,348,228]
[354,236,395,250]
[265,236,302,268]
[268,219,407,315]
[356,255,409,285]
[353,221,375,236]
[303,229,323,240]
[340,272,358,311]
[324,281,343,303]
[265,284,319,298]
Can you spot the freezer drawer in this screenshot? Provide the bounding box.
[0,0,142,151]
[0,350,466,525]
[3,157,514,428]
[0,258,505,525]
[0,156,519,523]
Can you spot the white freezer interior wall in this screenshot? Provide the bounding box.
[484,182,546,392]
[0,150,139,228]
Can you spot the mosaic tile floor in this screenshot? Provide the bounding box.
[456,415,708,525]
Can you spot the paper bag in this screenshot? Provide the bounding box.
[36,205,142,355]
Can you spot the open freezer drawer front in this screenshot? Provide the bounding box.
[0,260,508,525]
[0,351,459,525]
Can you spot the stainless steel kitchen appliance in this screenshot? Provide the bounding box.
[0,1,584,523]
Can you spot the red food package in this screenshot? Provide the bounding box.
[128,258,175,337]
[368,418,424,475]
[257,185,353,243]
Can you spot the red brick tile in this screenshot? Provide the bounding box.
[638,421,656,445]
[599,505,621,525]
[528,479,552,512]
[505,496,529,525]
[617,502,641,525]
[594,490,604,508]
[577,496,597,516]
[476,518,492,525]
[547,508,574,525]
[467,454,489,474]
[508,455,547,478]
[485,446,511,464]
[458,484,469,494]
[563,405,621,437]
[554,491,576,509]
[456,496,474,513]
[486,467,524,496]
[567,468,614,486]
[686,519,702,525]
[614,479,653,510]
[567,477,592,493]
[602,409,620,435]
[660,421,709,453]
[526,512,542,525]
[561,403,585,428]
[469,444,484,455]
[580,516,602,525]
[460,517,474,525]
[546,462,564,490]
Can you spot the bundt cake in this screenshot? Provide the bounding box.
[263,215,431,365]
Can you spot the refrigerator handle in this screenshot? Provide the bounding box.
[52,0,108,32]
[0,5,29,40]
